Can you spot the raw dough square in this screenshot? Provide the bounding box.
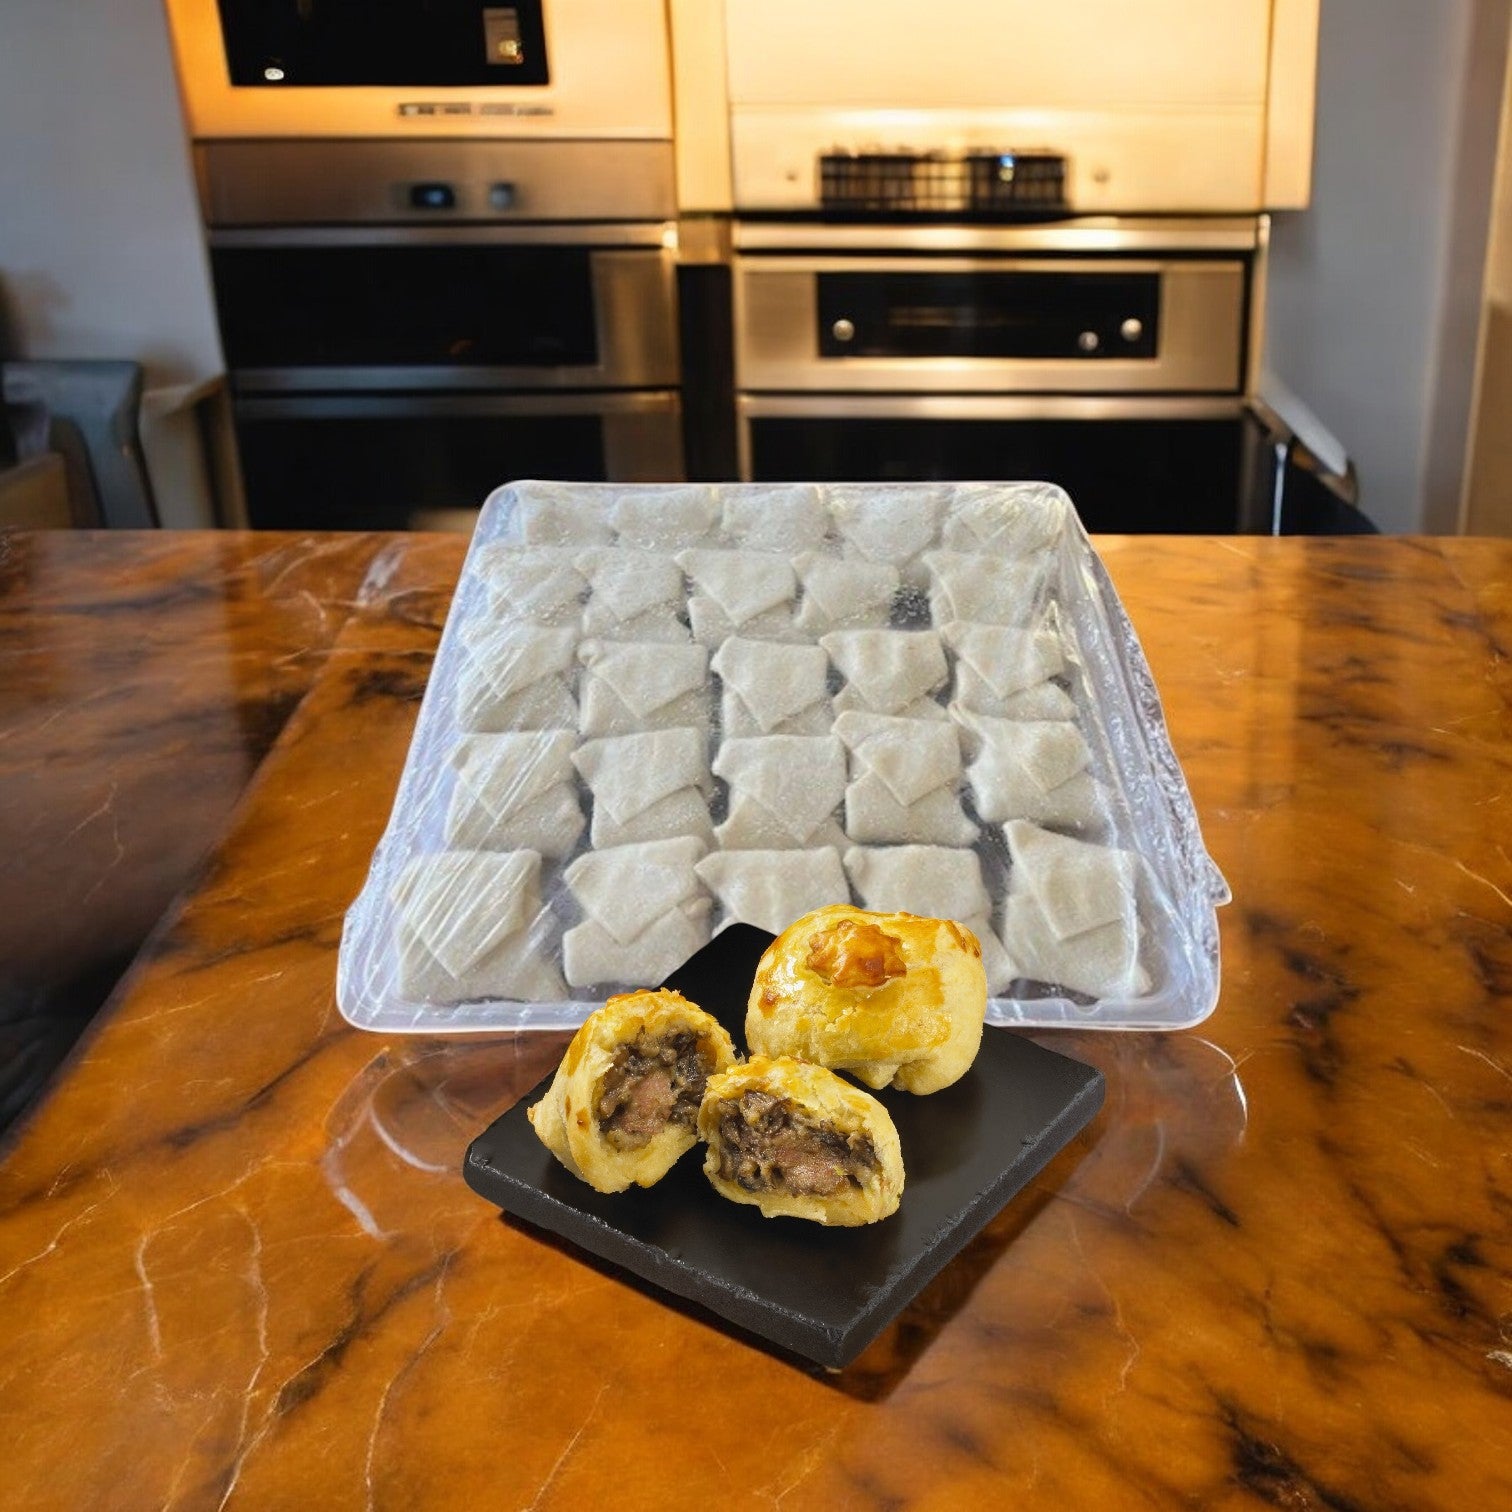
[712,636,830,737]
[470,543,586,625]
[939,482,1068,557]
[998,821,1146,1000]
[923,550,1048,628]
[678,548,801,645]
[833,711,976,847]
[695,847,849,935]
[444,731,585,855]
[611,486,720,550]
[713,735,847,850]
[514,484,614,546]
[454,624,578,732]
[578,639,709,735]
[572,727,713,848]
[822,629,948,717]
[576,547,688,642]
[844,843,1012,993]
[720,485,830,552]
[941,619,1067,715]
[562,835,711,985]
[793,553,899,633]
[952,707,1104,829]
[999,888,1145,1002]
[844,842,989,919]
[827,483,945,585]
[563,899,713,988]
[393,849,565,1003]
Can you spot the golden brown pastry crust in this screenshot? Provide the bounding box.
[746,904,987,1094]
[699,1056,904,1225]
[527,989,737,1193]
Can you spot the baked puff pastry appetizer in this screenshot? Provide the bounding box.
[699,1056,904,1225]
[746,905,987,1095]
[528,990,737,1194]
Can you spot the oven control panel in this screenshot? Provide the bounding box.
[734,252,1246,397]
[816,268,1158,362]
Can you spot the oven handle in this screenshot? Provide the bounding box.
[734,218,1263,255]
[233,391,680,421]
[738,393,1244,422]
[736,254,1241,278]
[209,223,677,250]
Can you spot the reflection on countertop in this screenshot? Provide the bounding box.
[0,531,441,1126]
[0,531,1510,1508]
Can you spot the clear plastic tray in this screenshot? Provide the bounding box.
[337,480,1229,1034]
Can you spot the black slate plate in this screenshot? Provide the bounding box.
[463,923,1105,1369]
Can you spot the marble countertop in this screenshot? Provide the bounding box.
[1,530,1509,1509]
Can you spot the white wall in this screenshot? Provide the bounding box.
[0,0,222,389]
[1463,44,1512,534]
[1265,0,1509,533]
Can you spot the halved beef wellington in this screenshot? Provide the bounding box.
[699,1056,904,1226]
[528,989,737,1193]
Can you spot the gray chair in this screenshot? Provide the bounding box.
[1,360,159,528]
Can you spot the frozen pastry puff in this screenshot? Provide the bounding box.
[793,552,899,634]
[939,480,1068,556]
[699,1056,904,1226]
[528,990,737,1194]
[746,904,987,1095]
[676,548,800,645]
[827,482,945,588]
[393,849,565,1004]
[720,484,829,553]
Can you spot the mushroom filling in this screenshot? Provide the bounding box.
[714,1089,880,1198]
[596,1031,714,1152]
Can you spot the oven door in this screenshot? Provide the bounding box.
[735,255,1245,395]
[740,394,1252,534]
[234,391,683,530]
[210,0,551,88]
[210,226,679,392]
[165,0,673,141]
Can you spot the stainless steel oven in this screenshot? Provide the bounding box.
[167,0,683,528]
[732,219,1281,532]
[198,140,683,530]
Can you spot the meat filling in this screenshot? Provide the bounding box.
[714,1090,880,1198]
[596,1031,715,1152]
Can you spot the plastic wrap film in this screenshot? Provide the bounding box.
[337,481,1230,1033]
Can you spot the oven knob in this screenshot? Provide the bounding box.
[1077,330,1100,353]
[408,182,456,210]
[832,318,856,343]
[1120,317,1144,343]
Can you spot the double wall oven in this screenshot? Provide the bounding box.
[166,0,683,530]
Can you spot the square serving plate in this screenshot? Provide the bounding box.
[463,923,1105,1369]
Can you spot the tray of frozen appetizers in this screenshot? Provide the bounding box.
[337,478,1230,1034]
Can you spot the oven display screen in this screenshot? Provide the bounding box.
[817,271,1160,361]
[214,0,550,87]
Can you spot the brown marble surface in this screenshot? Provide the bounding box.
[1,531,1510,1509]
[0,532,399,1124]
